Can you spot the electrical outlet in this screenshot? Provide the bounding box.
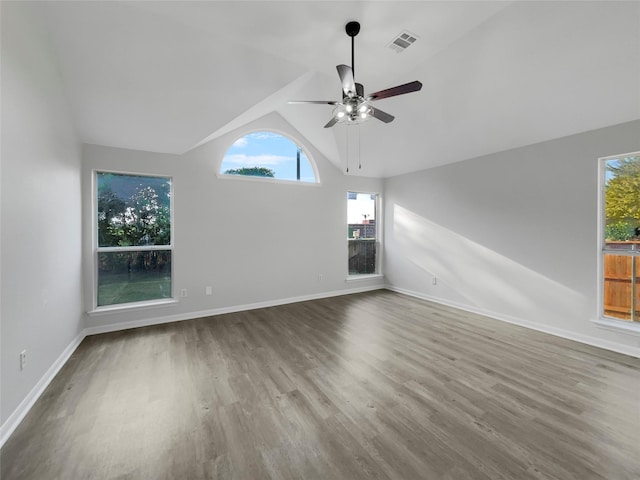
[432,275,437,285]
[205,286,213,295]
[180,289,188,298]
[318,274,324,282]
[20,350,27,371]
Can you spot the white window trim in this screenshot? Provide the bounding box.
[88,299,178,316]
[217,128,321,185]
[92,170,175,312]
[595,151,640,334]
[347,191,382,278]
[345,273,385,283]
[593,317,640,337]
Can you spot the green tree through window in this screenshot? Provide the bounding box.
[605,155,640,241]
[224,167,275,177]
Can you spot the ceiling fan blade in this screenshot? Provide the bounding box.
[288,100,339,105]
[324,116,339,128]
[367,81,423,101]
[371,107,395,123]
[337,64,356,97]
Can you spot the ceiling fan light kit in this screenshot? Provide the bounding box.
[289,21,423,128]
[332,96,373,125]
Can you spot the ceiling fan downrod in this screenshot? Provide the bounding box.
[345,21,360,77]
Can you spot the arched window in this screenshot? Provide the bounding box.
[220,131,317,183]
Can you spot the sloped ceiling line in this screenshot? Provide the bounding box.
[34,1,640,178]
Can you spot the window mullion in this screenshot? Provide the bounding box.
[97,245,172,253]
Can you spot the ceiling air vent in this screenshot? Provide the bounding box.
[388,31,418,53]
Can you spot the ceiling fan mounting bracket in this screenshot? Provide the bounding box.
[345,21,360,37]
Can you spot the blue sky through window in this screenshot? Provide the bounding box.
[605,158,619,183]
[348,193,376,224]
[220,131,316,182]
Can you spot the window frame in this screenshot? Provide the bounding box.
[595,151,640,335]
[217,128,321,185]
[91,169,175,312]
[346,191,383,280]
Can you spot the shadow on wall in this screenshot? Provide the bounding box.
[392,204,589,325]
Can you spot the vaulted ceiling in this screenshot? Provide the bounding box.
[35,1,639,177]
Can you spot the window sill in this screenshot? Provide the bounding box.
[345,274,384,283]
[593,317,640,337]
[88,299,178,316]
[216,173,320,187]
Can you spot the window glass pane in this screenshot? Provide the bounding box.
[604,155,640,250]
[220,131,316,182]
[97,172,171,247]
[98,251,172,306]
[348,192,377,275]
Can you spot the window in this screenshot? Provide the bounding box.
[348,192,379,275]
[220,131,317,183]
[95,172,172,308]
[600,152,640,323]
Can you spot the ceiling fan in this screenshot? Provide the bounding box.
[289,21,423,128]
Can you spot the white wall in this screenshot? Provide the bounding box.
[384,120,640,357]
[82,112,385,332]
[1,3,84,432]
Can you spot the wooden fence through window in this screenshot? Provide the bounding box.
[604,241,640,321]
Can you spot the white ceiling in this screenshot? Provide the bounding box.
[35,1,640,177]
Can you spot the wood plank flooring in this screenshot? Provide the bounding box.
[2,290,639,479]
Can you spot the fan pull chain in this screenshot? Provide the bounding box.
[358,126,362,170]
[345,127,350,173]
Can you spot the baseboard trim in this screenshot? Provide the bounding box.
[85,284,385,336]
[386,285,640,359]
[0,331,86,448]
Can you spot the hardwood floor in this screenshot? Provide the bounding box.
[2,290,639,479]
